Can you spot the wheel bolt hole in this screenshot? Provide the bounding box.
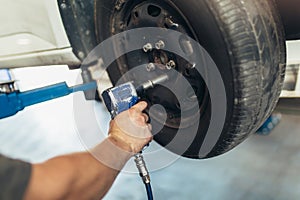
[134,11,139,18]
[185,68,191,77]
[148,5,161,17]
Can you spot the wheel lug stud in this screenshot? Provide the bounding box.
[143,43,153,52]
[146,63,156,72]
[166,60,176,70]
[155,40,165,50]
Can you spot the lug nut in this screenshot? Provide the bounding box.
[155,40,165,50]
[166,60,176,70]
[146,63,156,72]
[143,43,153,52]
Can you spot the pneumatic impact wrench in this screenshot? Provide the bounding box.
[101,74,169,200]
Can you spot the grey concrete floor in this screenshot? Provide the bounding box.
[106,113,300,200]
[1,67,300,200]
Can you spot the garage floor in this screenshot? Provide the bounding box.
[0,67,300,200]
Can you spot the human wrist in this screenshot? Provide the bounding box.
[90,138,132,171]
[107,133,135,154]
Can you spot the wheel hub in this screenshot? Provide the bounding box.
[113,1,210,129]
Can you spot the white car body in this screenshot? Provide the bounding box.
[0,0,80,68]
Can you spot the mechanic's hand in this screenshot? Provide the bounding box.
[108,101,152,154]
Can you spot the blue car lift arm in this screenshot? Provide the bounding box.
[0,81,97,119]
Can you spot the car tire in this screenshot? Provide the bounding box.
[95,0,286,158]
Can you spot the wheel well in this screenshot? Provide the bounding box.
[276,0,300,40]
[57,0,98,67]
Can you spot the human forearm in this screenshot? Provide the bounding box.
[24,102,152,200]
[67,137,133,200]
[24,138,132,200]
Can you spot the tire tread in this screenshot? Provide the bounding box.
[206,0,286,156]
